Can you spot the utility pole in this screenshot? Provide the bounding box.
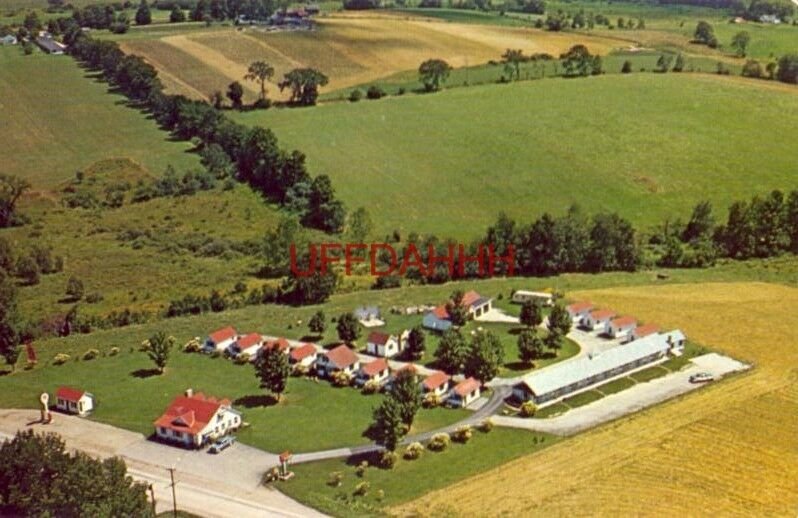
[168,467,177,518]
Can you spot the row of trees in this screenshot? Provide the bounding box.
[64,31,347,233]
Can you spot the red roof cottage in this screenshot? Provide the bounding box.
[422,371,451,397]
[55,386,94,416]
[154,390,241,448]
[204,326,237,353]
[448,377,481,408]
[289,343,318,367]
[315,345,361,378]
[356,358,391,386]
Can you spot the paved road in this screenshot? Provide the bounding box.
[0,409,325,518]
[492,353,749,436]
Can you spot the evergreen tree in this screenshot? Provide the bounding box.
[134,0,151,25]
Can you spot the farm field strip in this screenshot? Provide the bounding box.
[393,282,798,516]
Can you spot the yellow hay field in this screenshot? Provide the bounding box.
[393,282,798,516]
[123,17,623,99]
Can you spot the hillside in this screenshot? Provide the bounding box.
[236,73,798,238]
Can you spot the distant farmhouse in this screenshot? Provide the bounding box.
[423,291,492,331]
[154,390,241,448]
[35,35,66,55]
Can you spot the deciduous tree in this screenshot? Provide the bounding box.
[256,345,290,401]
[144,331,175,374]
[434,328,467,373]
[336,312,361,345]
[418,59,452,92]
[245,61,275,101]
[465,330,504,382]
[406,326,426,360]
[520,300,543,329]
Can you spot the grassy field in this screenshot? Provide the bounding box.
[0,47,200,188]
[237,73,798,238]
[394,281,798,515]
[276,428,559,516]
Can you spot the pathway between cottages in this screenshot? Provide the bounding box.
[491,353,749,436]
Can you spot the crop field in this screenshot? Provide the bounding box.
[394,281,798,516]
[237,73,798,238]
[117,13,622,101]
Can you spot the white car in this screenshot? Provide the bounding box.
[689,372,714,384]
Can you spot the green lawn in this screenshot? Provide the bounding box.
[561,389,604,408]
[276,427,559,516]
[0,348,468,454]
[594,376,637,396]
[533,401,570,418]
[236,73,798,239]
[630,365,670,383]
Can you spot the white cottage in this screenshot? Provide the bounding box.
[55,387,94,416]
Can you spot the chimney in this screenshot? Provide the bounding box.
[185,388,193,398]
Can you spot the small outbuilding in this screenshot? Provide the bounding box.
[316,345,361,378]
[205,326,238,353]
[511,290,553,306]
[606,316,637,339]
[448,377,481,408]
[55,387,94,416]
[366,331,400,357]
[583,309,616,331]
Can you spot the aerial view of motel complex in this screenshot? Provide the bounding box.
[0,0,797,515]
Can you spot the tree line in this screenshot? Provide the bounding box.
[62,29,347,234]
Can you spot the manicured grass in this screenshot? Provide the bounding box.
[276,428,559,516]
[630,365,670,383]
[0,47,200,188]
[594,376,637,396]
[533,402,570,418]
[238,73,798,239]
[0,348,468,453]
[561,389,604,408]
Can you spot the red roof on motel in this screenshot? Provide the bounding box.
[567,301,593,313]
[56,386,85,402]
[209,326,237,344]
[290,343,317,362]
[324,345,359,369]
[634,324,660,338]
[153,393,230,435]
[453,377,481,397]
[263,337,290,352]
[610,316,637,328]
[362,358,389,377]
[422,371,450,390]
[367,331,393,346]
[237,333,262,349]
[589,309,616,321]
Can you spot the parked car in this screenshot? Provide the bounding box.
[208,435,236,453]
[689,372,714,383]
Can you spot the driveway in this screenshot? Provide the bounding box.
[474,308,519,324]
[491,353,750,436]
[0,409,325,518]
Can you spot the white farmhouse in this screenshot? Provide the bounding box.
[154,390,241,448]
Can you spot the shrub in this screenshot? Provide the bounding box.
[404,442,424,460]
[234,353,250,365]
[452,425,473,443]
[353,481,370,497]
[183,338,202,353]
[366,85,385,99]
[380,450,398,469]
[423,393,441,408]
[53,353,70,365]
[427,433,450,452]
[355,460,368,477]
[85,292,104,304]
[520,401,537,417]
[348,89,363,102]
[253,98,271,109]
[331,371,352,387]
[621,60,632,73]
[479,418,494,433]
[327,471,343,487]
[361,379,380,395]
[375,489,385,502]
[108,347,120,357]
[292,364,309,377]
[397,87,406,95]
[82,349,100,361]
